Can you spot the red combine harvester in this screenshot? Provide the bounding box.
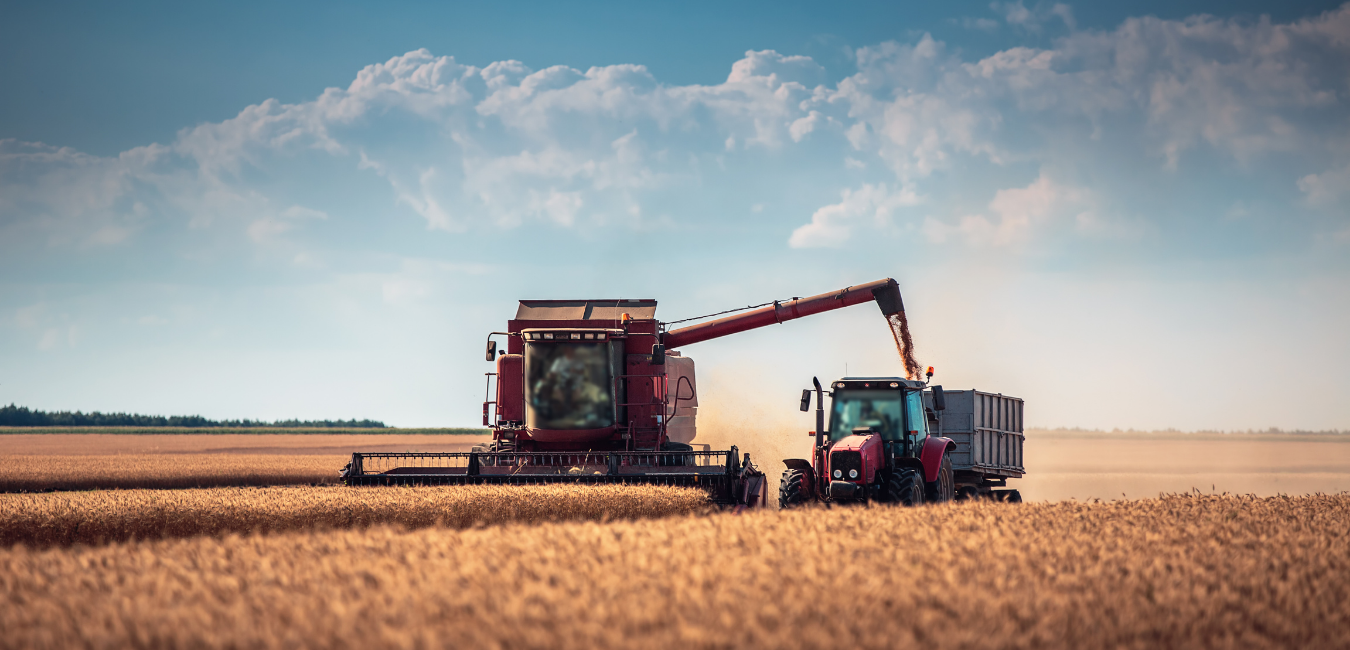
[341,278,908,506]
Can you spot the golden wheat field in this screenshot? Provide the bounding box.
[5,431,1349,499]
[0,433,489,491]
[0,485,709,547]
[2,493,1346,649]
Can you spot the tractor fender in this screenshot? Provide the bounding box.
[919,436,957,483]
[782,458,817,498]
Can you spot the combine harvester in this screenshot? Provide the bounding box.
[342,278,909,506]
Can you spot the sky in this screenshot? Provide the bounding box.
[1,0,1347,430]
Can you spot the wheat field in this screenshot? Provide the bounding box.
[0,433,489,491]
[0,484,710,547]
[2,493,1345,649]
[0,454,342,491]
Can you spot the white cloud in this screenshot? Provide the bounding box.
[2,6,1348,256]
[1298,164,1350,208]
[788,183,921,248]
[921,172,1096,246]
[993,2,1076,32]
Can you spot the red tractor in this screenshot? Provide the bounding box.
[780,376,958,506]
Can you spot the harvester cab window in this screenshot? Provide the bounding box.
[524,341,615,430]
[828,390,903,442]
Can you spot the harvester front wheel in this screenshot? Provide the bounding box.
[925,453,955,503]
[885,468,924,507]
[779,469,807,508]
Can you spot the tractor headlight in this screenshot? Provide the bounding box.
[833,469,841,479]
[849,469,858,479]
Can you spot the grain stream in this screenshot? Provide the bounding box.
[0,485,711,547]
[2,493,1346,649]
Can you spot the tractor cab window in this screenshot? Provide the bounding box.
[905,390,928,440]
[828,390,903,441]
[524,341,616,430]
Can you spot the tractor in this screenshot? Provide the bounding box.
[781,375,1026,506]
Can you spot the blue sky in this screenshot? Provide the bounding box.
[1,1,1347,430]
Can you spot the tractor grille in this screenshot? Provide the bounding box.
[831,450,862,482]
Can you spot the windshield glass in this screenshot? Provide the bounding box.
[525,341,615,430]
[828,390,904,441]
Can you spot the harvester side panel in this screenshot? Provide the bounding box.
[496,354,524,423]
[923,389,1024,478]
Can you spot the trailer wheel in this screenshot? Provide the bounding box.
[885,468,924,507]
[925,453,955,503]
[779,469,807,508]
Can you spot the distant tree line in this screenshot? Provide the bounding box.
[0,404,386,428]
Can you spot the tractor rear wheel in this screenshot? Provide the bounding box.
[885,468,924,507]
[779,469,807,508]
[925,452,955,503]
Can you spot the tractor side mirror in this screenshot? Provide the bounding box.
[932,385,946,411]
[799,389,811,412]
[485,340,497,362]
[650,344,665,365]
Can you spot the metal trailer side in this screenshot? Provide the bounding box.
[923,390,1025,483]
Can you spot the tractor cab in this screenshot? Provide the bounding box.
[827,377,929,458]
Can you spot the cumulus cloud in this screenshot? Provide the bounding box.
[2,6,1347,257]
[789,183,921,248]
[1298,164,1350,208]
[994,1,1076,32]
[922,172,1095,246]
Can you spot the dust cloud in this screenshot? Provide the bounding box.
[886,312,922,380]
[691,367,815,483]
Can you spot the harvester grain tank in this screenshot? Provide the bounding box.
[342,278,910,507]
[780,375,1025,506]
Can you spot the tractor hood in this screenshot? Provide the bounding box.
[831,433,878,452]
[826,433,883,490]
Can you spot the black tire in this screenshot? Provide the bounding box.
[885,468,925,507]
[925,452,955,503]
[779,469,807,508]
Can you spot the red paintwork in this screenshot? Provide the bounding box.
[495,354,523,422]
[493,278,900,452]
[919,436,957,483]
[825,434,883,485]
[663,279,900,349]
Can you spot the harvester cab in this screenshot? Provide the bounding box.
[342,278,917,508]
[780,377,957,507]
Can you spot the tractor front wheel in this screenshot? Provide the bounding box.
[885,468,925,507]
[925,452,955,503]
[779,469,807,508]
